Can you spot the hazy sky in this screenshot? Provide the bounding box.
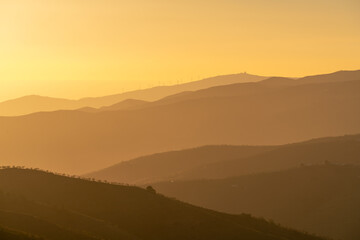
[0,0,359,101]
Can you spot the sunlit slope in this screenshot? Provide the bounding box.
[0,74,359,174]
[152,165,360,240]
[0,168,325,240]
[0,73,266,116]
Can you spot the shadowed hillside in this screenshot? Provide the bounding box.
[152,165,360,240]
[0,73,266,116]
[171,134,360,181]
[86,145,276,184]
[0,227,41,240]
[88,134,360,183]
[0,168,325,240]
[0,71,359,174]
[0,190,137,240]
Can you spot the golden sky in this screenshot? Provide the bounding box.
[0,0,359,101]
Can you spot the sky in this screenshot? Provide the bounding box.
[0,0,359,101]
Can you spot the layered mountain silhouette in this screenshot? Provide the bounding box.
[2,70,358,117]
[0,73,266,116]
[152,165,360,240]
[0,168,325,240]
[0,69,358,240]
[87,134,360,184]
[0,70,359,174]
[82,70,360,113]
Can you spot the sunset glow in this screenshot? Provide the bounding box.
[1,0,359,101]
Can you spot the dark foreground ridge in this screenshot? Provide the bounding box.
[0,168,326,240]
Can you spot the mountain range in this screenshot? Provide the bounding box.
[0,70,359,174]
[0,69,359,240]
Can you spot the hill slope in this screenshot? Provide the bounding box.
[0,168,324,240]
[152,165,360,240]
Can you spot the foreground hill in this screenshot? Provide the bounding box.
[1,71,360,174]
[0,73,266,116]
[0,168,324,240]
[152,165,360,240]
[88,134,360,183]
